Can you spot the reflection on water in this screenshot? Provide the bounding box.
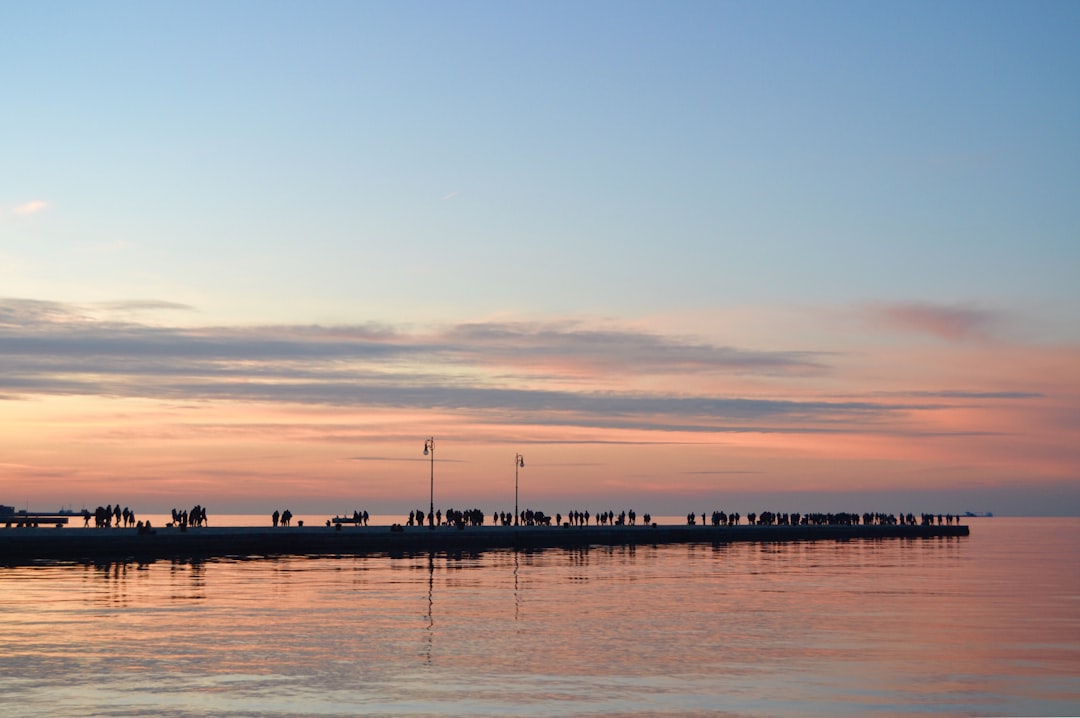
[425,552,433,665]
[0,519,1077,717]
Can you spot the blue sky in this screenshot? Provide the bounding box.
[1,2,1078,515]
[5,1,1078,321]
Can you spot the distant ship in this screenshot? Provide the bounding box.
[1,504,79,525]
[964,511,993,517]
[1,504,81,516]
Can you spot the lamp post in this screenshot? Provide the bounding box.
[514,453,524,526]
[423,437,435,529]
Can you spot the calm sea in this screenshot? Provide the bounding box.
[0,517,1076,717]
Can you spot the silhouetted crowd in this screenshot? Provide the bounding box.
[81,504,158,534]
[396,507,658,527]
[169,505,208,528]
[83,505,136,528]
[688,511,961,526]
[388,507,960,529]
[406,508,489,527]
[399,507,657,528]
[69,503,962,532]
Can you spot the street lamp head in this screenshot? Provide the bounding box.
[423,446,428,456]
[518,456,525,468]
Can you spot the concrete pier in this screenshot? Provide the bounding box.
[0,523,969,564]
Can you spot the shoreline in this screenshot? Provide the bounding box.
[0,523,969,564]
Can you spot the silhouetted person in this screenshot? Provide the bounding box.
[272,510,280,527]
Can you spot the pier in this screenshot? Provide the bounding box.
[0,513,70,528]
[0,522,968,564]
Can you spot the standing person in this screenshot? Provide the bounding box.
[272,509,280,527]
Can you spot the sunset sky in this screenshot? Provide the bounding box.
[2,1,1078,516]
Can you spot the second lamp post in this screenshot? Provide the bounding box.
[514,453,525,526]
[423,437,435,529]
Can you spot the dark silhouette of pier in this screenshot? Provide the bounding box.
[0,521,968,564]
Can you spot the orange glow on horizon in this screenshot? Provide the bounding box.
[1,314,1077,515]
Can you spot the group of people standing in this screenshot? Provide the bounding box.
[170,505,208,528]
[398,507,652,528]
[689,510,961,527]
[70,505,964,532]
[83,505,135,528]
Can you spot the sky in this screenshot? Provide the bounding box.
[2,1,1078,516]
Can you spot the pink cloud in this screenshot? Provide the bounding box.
[1,298,1075,514]
[869,302,997,341]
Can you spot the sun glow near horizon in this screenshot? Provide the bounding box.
[0,301,1075,515]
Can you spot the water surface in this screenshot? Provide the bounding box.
[1,517,1076,716]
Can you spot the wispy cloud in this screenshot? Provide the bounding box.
[2,298,1074,508]
[447,320,827,376]
[94,300,197,313]
[867,301,998,341]
[0,300,825,375]
[0,297,909,434]
[868,390,1043,400]
[11,200,48,216]
[0,297,1062,444]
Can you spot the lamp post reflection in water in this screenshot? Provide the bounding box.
[425,551,434,664]
[423,437,435,529]
[514,453,524,526]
